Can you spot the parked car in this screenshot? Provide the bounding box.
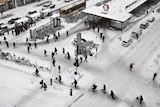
[42,3,50,10]
[147,17,155,23]
[156,8,160,13]
[65,0,72,2]
[121,38,133,47]
[27,10,37,15]
[8,17,21,24]
[131,29,142,39]
[50,4,56,9]
[140,22,149,29]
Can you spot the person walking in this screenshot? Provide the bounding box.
[4,36,6,41]
[40,79,44,88]
[52,59,55,67]
[97,27,100,33]
[139,95,143,104]
[129,63,134,71]
[50,78,52,86]
[70,89,73,96]
[51,52,55,58]
[58,32,60,38]
[102,84,106,92]
[13,42,16,48]
[26,37,28,43]
[34,42,37,48]
[102,36,105,42]
[27,46,30,53]
[58,75,62,83]
[54,48,57,55]
[84,55,88,62]
[63,48,65,54]
[72,79,77,88]
[152,72,157,81]
[44,49,47,57]
[46,37,49,44]
[58,65,61,73]
[6,41,9,48]
[110,90,115,100]
[80,57,83,63]
[43,83,47,91]
[28,42,31,48]
[66,30,68,37]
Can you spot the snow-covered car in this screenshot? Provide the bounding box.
[147,17,155,23]
[121,38,133,47]
[42,3,50,10]
[50,4,56,9]
[65,0,72,2]
[140,22,149,29]
[27,10,37,15]
[131,29,142,39]
[8,17,21,24]
[42,4,55,10]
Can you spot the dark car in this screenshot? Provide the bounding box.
[140,22,149,29]
[8,17,21,24]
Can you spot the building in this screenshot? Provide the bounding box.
[15,0,37,7]
[83,0,148,30]
[0,0,15,12]
[0,0,37,12]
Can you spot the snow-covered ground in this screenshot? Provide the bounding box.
[1,0,160,107]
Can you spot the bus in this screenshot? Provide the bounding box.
[60,0,86,18]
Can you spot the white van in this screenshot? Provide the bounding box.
[131,29,142,39]
[121,38,133,47]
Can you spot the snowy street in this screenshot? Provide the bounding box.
[0,0,160,107]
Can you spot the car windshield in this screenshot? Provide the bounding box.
[123,41,127,43]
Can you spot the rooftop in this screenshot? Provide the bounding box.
[83,0,147,22]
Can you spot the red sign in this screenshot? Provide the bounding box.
[103,4,109,11]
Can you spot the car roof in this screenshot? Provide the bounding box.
[123,37,132,41]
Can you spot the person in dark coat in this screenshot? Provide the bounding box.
[34,42,37,48]
[152,72,157,81]
[70,89,72,96]
[13,42,16,48]
[44,50,47,57]
[72,79,77,88]
[6,41,9,48]
[58,65,61,73]
[40,79,43,88]
[27,46,30,53]
[52,59,55,67]
[63,48,65,54]
[50,78,52,86]
[58,75,62,83]
[43,83,47,91]
[139,95,143,104]
[54,48,57,55]
[110,90,115,100]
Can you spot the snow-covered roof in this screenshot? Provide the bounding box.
[15,17,29,24]
[61,0,85,10]
[83,0,147,22]
[50,13,60,18]
[26,12,41,18]
[40,9,51,13]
